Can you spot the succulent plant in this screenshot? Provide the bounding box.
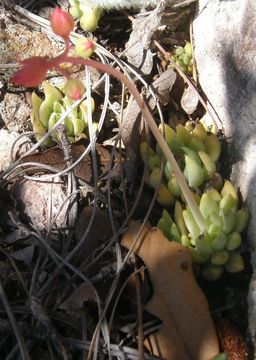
[157,181,249,280]
[68,0,103,32]
[30,80,97,147]
[75,37,96,58]
[211,352,228,360]
[141,121,221,205]
[142,120,248,280]
[169,42,193,74]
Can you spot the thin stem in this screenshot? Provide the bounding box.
[65,56,208,232]
[48,37,71,69]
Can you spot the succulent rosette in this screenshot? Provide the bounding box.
[169,42,193,74]
[141,121,249,280]
[30,80,96,146]
[157,181,249,280]
[141,121,221,206]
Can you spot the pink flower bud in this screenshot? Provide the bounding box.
[50,7,74,38]
[75,38,95,59]
[63,79,85,100]
[11,57,50,87]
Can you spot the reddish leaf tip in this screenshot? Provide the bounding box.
[11,57,49,87]
[63,79,85,100]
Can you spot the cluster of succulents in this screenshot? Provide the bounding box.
[140,121,249,280]
[140,121,221,206]
[31,80,97,147]
[169,42,193,74]
[69,0,103,32]
[157,181,249,280]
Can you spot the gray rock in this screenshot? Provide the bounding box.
[193,0,256,350]
[80,0,193,10]
[11,177,67,232]
[0,93,31,131]
[0,130,68,231]
[0,129,30,171]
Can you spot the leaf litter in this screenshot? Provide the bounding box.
[122,222,219,359]
[0,0,251,359]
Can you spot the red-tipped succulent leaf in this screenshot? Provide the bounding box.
[50,7,74,38]
[63,79,85,100]
[75,38,95,59]
[11,57,50,87]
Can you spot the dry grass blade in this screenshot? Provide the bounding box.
[0,280,31,360]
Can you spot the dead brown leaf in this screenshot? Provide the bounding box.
[121,222,219,360]
[60,207,114,309]
[21,140,121,183]
[74,206,113,266]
